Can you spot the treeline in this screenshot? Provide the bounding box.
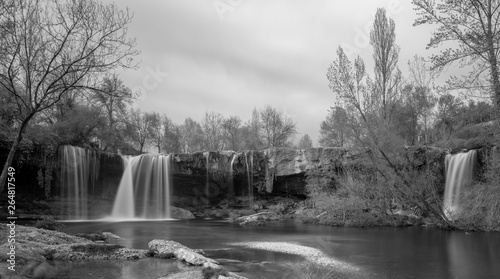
[0,73,308,154]
[319,88,496,149]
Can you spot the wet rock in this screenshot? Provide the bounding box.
[148,239,215,266]
[170,206,195,219]
[233,211,281,226]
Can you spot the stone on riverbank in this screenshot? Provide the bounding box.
[148,239,216,265]
[170,206,196,219]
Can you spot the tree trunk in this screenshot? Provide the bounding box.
[0,118,31,193]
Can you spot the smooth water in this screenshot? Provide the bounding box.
[444,150,477,218]
[59,220,500,279]
[59,145,99,220]
[109,154,172,220]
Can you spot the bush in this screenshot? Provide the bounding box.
[456,154,500,231]
[34,216,63,231]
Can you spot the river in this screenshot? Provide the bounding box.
[57,220,500,279]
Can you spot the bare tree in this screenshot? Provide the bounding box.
[259,105,297,148]
[92,74,133,151]
[0,0,138,192]
[162,116,181,153]
[202,111,225,150]
[222,115,241,151]
[127,108,153,153]
[179,117,204,153]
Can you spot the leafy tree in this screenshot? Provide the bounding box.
[297,134,313,149]
[327,8,451,226]
[434,93,463,140]
[371,8,402,121]
[319,106,351,147]
[259,105,297,148]
[413,0,500,118]
[0,0,138,192]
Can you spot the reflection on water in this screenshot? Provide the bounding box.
[60,220,500,279]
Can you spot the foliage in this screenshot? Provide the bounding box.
[34,216,63,231]
[456,154,500,231]
[413,0,500,112]
[319,106,351,147]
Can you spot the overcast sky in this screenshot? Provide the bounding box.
[110,0,439,147]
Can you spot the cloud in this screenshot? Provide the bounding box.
[109,0,445,146]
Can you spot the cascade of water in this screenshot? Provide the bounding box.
[443,150,477,219]
[110,154,172,220]
[203,151,210,202]
[59,145,99,220]
[244,151,254,207]
[228,153,238,197]
[111,156,135,218]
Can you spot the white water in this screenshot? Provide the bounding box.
[111,156,135,218]
[109,154,172,220]
[203,151,210,202]
[244,151,254,207]
[228,153,238,197]
[443,150,477,219]
[59,145,99,220]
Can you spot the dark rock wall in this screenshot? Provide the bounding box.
[2,142,456,208]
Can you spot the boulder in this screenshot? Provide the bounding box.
[170,206,195,219]
[148,239,216,266]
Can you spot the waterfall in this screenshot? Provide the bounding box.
[203,151,210,202]
[228,153,238,197]
[59,145,99,220]
[111,156,135,218]
[244,151,254,207]
[443,150,477,219]
[110,154,172,220]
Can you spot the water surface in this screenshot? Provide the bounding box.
[59,220,500,279]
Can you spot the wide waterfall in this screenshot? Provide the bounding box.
[443,150,477,219]
[59,145,99,220]
[110,154,172,220]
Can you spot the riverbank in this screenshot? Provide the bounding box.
[0,224,245,279]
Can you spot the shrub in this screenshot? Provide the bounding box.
[34,216,63,231]
[456,154,500,231]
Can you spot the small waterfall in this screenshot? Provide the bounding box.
[443,150,477,219]
[244,151,254,207]
[59,145,99,220]
[110,154,172,220]
[203,151,210,202]
[228,153,238,197]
